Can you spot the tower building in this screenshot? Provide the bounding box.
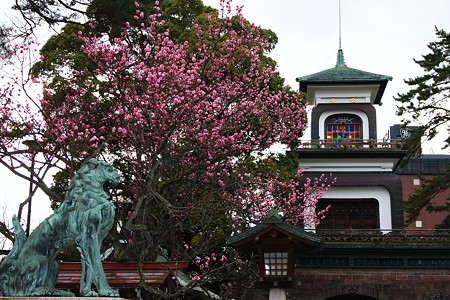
[293,48,405,232]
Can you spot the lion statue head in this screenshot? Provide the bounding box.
[57,158,121,213]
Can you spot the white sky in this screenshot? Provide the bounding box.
[202,0,450,153]
[0,0,449,236]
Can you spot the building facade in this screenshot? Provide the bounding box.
[231,48,450,300]
[290,48,450,300]
[294,47,404,233]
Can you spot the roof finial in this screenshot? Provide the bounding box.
[336,0,346,67]
[339,0,342,50]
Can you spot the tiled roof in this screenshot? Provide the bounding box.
[226,223,269,245]
[227,211,322,249]
[296,49,392,94]
[297,65,391,84]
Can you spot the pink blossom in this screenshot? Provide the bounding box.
[0,2,331,286]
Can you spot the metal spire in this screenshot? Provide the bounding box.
[336,0,346,67]
[339,0,342,50]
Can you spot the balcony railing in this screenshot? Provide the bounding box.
[297,138,405,150]
[318,228,450,244]
[298,229,450,268]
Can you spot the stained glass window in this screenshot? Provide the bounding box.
[325,114,362,148]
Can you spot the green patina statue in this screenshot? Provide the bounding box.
[0,159,120,297]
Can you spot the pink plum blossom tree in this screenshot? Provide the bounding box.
[0,0,332,297]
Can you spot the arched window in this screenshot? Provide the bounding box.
[325,114,363,148]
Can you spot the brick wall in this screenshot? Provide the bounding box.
[400,174,449,230]
[285,268,450,300]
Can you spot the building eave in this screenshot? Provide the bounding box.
[289,149,406,159]
[289,149,406,172]
[296,66,391,105]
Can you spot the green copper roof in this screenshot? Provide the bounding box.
[297,64,391,86]
[226,222,322,246]
[227,211,322,251]
[296,49,392,91]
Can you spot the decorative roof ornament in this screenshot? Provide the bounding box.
[336,49,346,67]
[336,0,346,67]
[265,209,282,223]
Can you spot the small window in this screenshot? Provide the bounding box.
[264,252,289,276]
[413,178,420,186]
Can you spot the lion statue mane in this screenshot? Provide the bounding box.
[0,158,120,297]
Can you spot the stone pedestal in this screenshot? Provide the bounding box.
[269,288,286,300]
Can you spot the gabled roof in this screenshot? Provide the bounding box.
[227,210,322,251]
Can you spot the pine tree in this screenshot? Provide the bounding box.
[396,28,450,229]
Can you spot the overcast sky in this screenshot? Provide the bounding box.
[1,0,449,233]
[202,0,450,153]
[1,0,448,149]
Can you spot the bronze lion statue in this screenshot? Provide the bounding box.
[0,159,120,297]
